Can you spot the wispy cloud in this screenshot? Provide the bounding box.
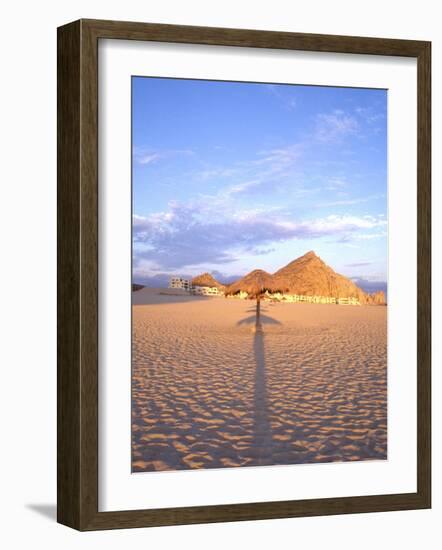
[356,231,387,240]
[133,147,195,166]
[345,261,372,267]
[265,84,297,110]
[223,179,263,197]
[315,110,359,143]
[191,143,304,200]
[197,167,239,180]
[324,176,347,191]
[136,152,161,165]
[355,106,386,125]
[133,199,387,270]
[318,194,385,207]
[254,144,302,173]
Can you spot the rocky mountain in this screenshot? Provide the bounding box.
[226,251,386,305]
[191,272,226,290]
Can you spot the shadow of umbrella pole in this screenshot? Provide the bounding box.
[255,296,263,332]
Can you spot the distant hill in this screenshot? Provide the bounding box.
[191,273,226,290]
[350,277,387,296]
[132,283,145,292]
[226,251,386,304]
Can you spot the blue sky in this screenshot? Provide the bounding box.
[132,77,387,292]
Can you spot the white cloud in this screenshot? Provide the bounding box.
[133,203,387,270]
[190,143,304,200]
[315,110,359,142]
[325,176,347,190]
[254,144,302,172]
[355,106,386,125]
[137,153,160,165]
[319,194,385,207]
[356,231,387,240]
[197,167,239,180]
[133,148,194,166]
[265,84,297,110]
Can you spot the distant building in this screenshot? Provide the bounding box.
[226,290,248,300]
[192,286,223,296]
[262,291,358,305]
[169,277,192,292]
[337,297,360,306]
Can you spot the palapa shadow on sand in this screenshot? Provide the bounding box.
[251,329,274,465]
[237,314,282,326]
[238,301,282,327]
[238,301,282,466]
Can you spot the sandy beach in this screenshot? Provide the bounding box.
[132,288,387,472]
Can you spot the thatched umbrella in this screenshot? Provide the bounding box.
[225,270,275,330]
[191,272,225,291]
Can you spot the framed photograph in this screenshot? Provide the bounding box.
[57,19,431,530]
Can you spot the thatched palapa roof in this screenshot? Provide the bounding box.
[271,251,367,300]
[191,273,225,290]
[222,251,386,304]
[225,269,275,298]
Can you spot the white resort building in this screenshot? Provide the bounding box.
[279,294,360,305]
[192,286,223,296]
[337,297,361,306]
[281,294,338,304]
[168,277,223,296]
[226,290,249,300]
[234,290,360,305]
[278,294,360,305]
[169,277,192,292]
[168,276,360,305]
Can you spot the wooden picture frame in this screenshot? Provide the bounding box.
[57,18,431,531]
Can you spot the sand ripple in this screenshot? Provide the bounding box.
[132,293,387,472]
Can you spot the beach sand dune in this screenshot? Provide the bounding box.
[132,290,387,472]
